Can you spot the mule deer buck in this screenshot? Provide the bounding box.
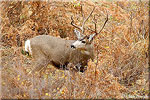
[24,6,108,74]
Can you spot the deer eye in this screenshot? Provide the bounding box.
[81,41,86,43]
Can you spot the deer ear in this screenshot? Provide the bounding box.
[88,33,96,42]
[74,29,84,40]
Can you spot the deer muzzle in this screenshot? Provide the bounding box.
[71,45,76,48]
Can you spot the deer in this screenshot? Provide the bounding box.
[24,6,108,75]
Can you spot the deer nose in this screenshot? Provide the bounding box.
[71,45,76,48]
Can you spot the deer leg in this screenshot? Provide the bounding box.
[51,61,69,70]
[75,63,87,72]
[79,65,87,72]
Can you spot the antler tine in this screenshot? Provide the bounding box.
[98,12,108,34]
[87,14,97,34]
[82,6,95,26]
[88,11,108,37]
[81,6,95,33]
[81,5,84,18]
[71,16,82,30]
[71,6,95,34]
[92,14,97,33]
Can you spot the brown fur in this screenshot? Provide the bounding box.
[27,35,94,74]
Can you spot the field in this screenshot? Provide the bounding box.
[0,0,149,99]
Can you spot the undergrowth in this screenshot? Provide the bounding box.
[0,0,149,99]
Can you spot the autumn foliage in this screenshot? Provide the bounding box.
[0,0,149,99]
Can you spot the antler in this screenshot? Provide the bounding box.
[71,6,95,34]
[88,11,109,38]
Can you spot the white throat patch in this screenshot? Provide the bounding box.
[72,40,85,48]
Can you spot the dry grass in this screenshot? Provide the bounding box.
[0,0,149,99]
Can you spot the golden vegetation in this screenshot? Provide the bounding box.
[0,0,149,99]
